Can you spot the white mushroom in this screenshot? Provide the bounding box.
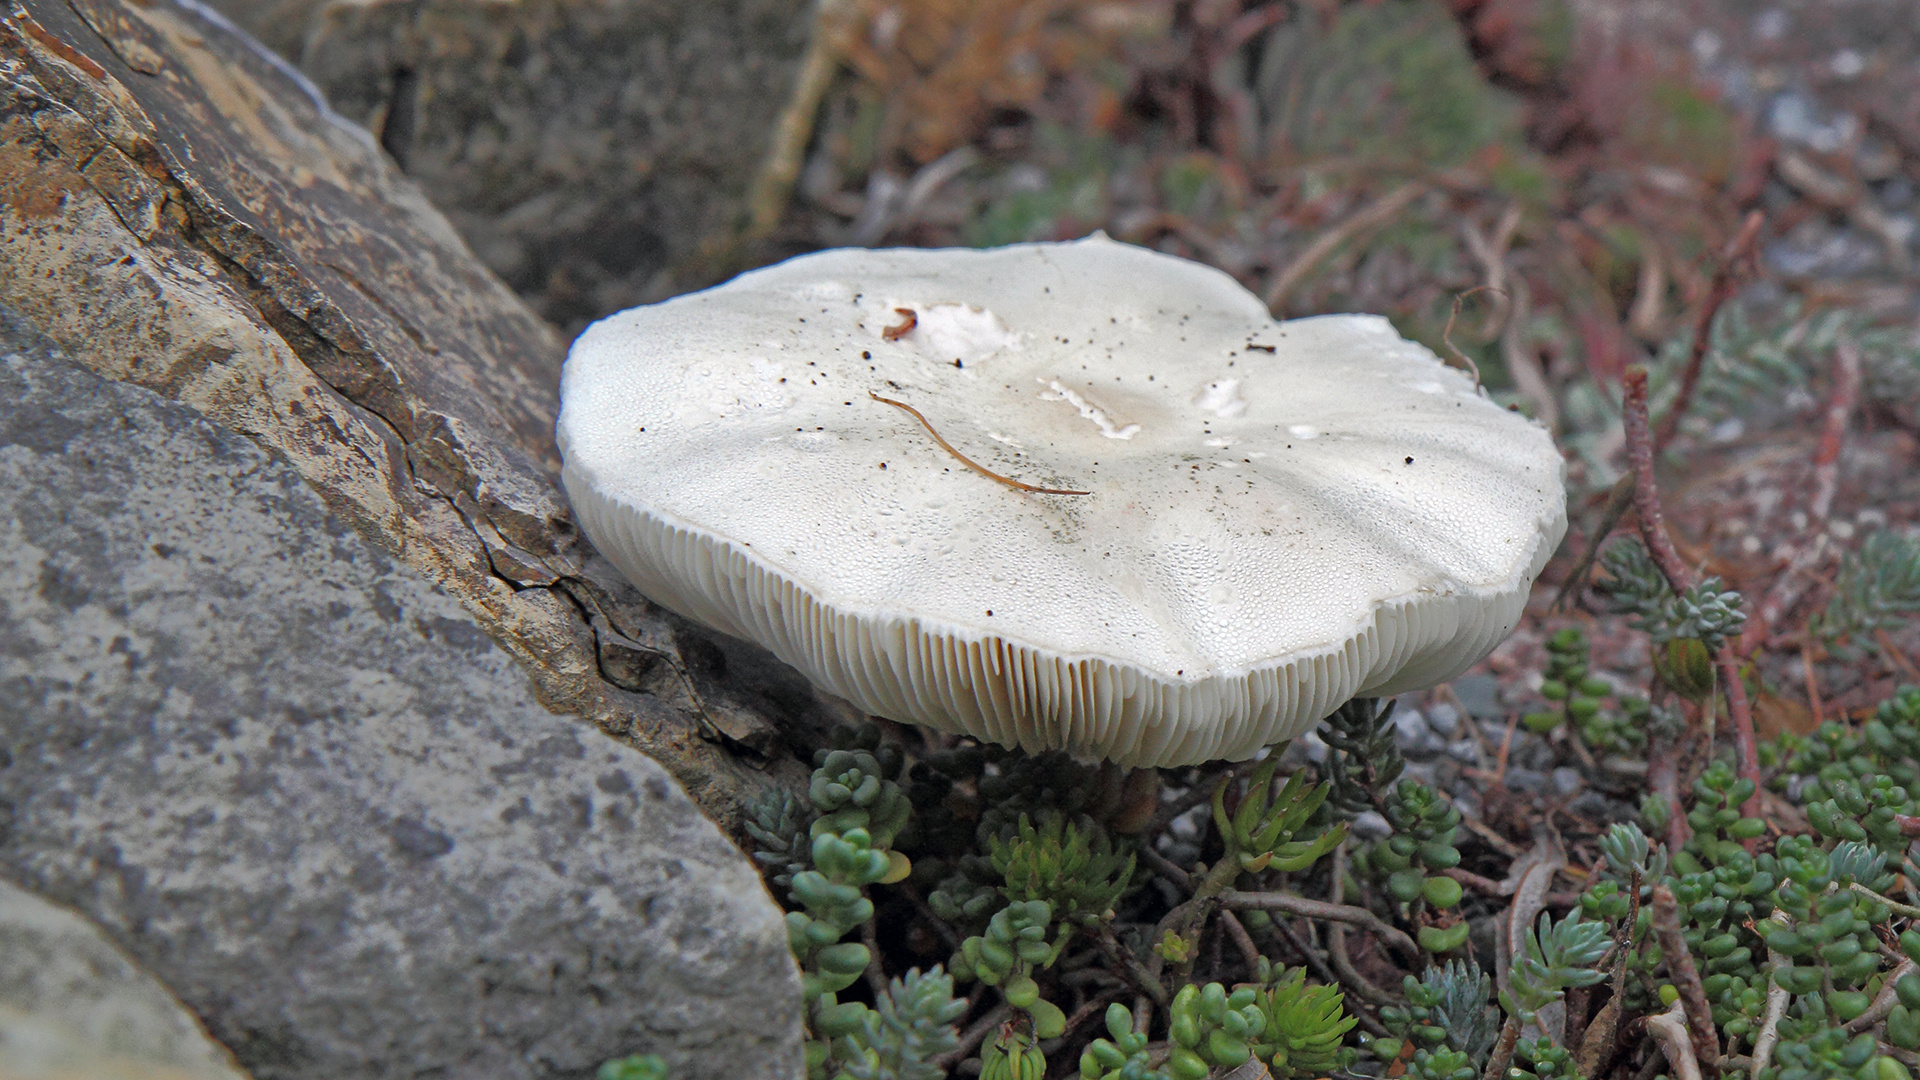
[558,236,1565,767]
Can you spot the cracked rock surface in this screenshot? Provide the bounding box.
[0,324,803,1080]
[0,0,821,822]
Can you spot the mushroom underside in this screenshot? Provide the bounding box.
[569,475,1545,767]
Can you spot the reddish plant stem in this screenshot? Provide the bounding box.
[1647,715,1691,854]
[1717,647,1763,820]
[1810,339,1863,522]
[1653,210,1764,453]
[1739,338,1861,656]
[1622,368,1694,592]
[1652,884,1721,1067]
[1624,366,1762,818]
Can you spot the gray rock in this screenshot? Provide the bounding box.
[1550,767,1584,798]
[1448,674,1503,719]
[1447,738,1484,766]
[0,879,252,1080]
[0,330,803,1080]
[0,0,811,823]
[1423,701,1461,736]
[1502,768,1548,795]
[297,0,814,331]
[1766,220,1886,278]
[1392,706,1446,760]
[1349,810,1392,842]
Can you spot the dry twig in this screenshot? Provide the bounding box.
[1216,891,1421,961]
[1265,183,1426,315]
[1653,210,1764,453]
[745,0,861,238]
[1751,913,1794,1078]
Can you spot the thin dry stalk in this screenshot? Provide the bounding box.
[869,392,1091,495]
[1500,276,1560,428]
[1843,959,1917,1034]
[1265,182,1426,314]
[1621,367,1695,592]
[1653,210,1764,453]
[1219,909,1266,977]
[932,1003,1011,1071]
[746,0,861,238]
[860,911,889,998]
[1481,1016,1522,1080]
[1810,339,1864,522]
[1217,891,1420,960]
[1741,338,1862,655]
[1323,842,1397,1008]
[1439,286,1497,386]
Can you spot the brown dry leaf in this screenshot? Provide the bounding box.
[1751,689,1818,741]
[843,0,1156,162]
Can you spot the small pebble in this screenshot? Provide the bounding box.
[1551,767,1584,797]
[1168,803,1207,841]
[1448,738,1483,766]
[1298,728,1329,765]
[1425,702,1461,736]
[1503,767,1548,794]
[1351,810,1391,841]
[1449,674,1502,719]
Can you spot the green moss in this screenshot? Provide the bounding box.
[1252,0,1531,171]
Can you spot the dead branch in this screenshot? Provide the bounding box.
[1217,891,1421,961]
[746,0,861,238]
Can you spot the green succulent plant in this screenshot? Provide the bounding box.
[843,968,968,1080]
[1501,910,1610,1025]
[1212,756,1347,874]
[1373,961,1500,1070]
[1600,538,1745,698]
[1251,961,1359,1078]
[1166,981,1266,1079]
[596,1054,668,1080]
[1818,531,1920,650]
[1523,626,1650,752]
[1080,1002,1169,1080]
[1318,697,1406,817]
[990,812,1135,935]
[1362,777,1467,952]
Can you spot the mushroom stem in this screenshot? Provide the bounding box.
[867,392,1090,496]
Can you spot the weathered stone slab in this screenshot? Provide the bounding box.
[0,324,803,1080]
[296,0,813,330]
[0,879,252,1080]
[0,0,821,820]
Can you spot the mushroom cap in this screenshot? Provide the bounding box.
[559,236,1565,767]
